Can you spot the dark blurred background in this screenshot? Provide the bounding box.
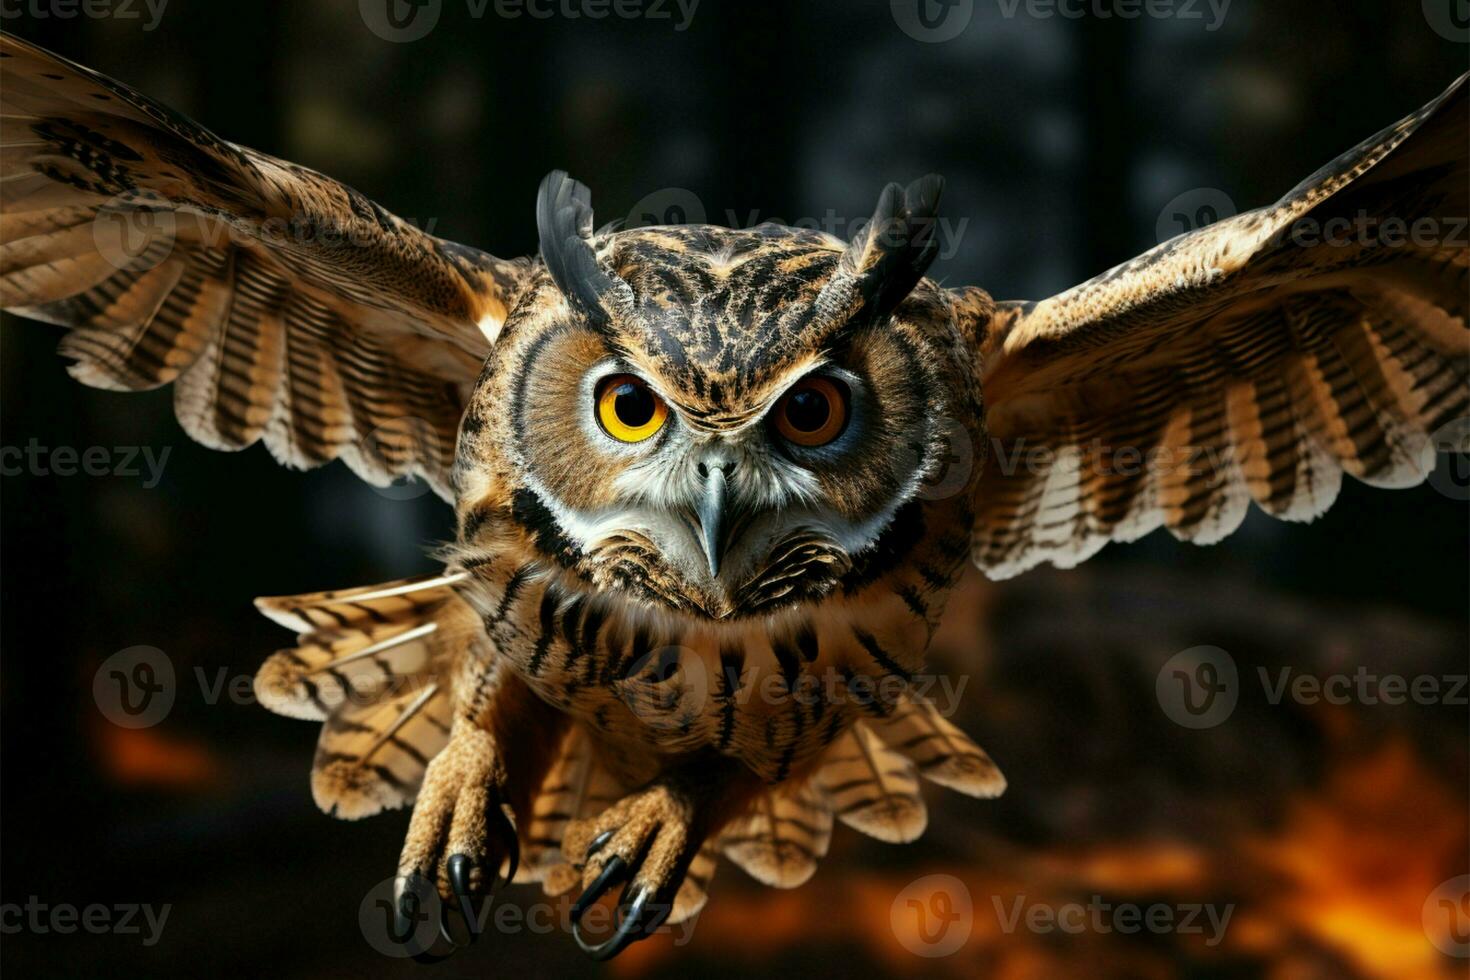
[1,2,1466,977]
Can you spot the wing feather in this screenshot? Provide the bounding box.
[0,35,532,498]
[965,73,1468,578]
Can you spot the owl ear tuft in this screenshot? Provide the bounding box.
[824,174,945,325]
[535,170,630,325]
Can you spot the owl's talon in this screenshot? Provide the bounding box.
[570,855,628,923]
[442,854,480,947]
[448,853,475,901]
[393,872,433,941]
[565,782,706,960]
[584,829,615,859]
[573,884,673,961]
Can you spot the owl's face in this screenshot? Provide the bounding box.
[458,180,964,621]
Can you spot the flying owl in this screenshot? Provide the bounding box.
[2,34,1466,960]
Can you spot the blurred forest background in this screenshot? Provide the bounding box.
[1,1,1466,977]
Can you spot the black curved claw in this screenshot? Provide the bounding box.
[495,813,521,888]
[440,854,480,948]
[393,872,451,965]
[573,885,674,961]
[585,830,615,859]
[569,855,628,924]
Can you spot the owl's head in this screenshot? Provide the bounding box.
[456,172,975,621]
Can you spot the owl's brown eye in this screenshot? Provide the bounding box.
[774,376,848,447]
[596,374,668,443]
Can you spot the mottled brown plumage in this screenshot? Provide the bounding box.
[2,33,1464,961]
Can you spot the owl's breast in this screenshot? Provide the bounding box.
[458,508,970,783]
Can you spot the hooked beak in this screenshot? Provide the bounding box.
[696,465,731,578]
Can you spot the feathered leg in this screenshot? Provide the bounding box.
[395,650,568,947]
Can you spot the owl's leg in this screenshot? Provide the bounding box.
[395,656,567,949]
[562,753,759,960]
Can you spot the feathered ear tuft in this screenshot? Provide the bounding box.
[535,170,630,324]
[822,174,945,326]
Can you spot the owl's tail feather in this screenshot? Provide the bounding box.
[721,694,1004,883]
[253,572,476,820]
[814,723,929,844]
[868,693,1007,800]
[720,781,834,888]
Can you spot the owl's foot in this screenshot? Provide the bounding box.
[563,783,703,960]
[395,725,518,949]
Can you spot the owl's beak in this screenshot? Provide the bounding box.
[696,464,732,578]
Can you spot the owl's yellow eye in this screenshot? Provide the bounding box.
[596,374,668,443]
[774,376,848,447]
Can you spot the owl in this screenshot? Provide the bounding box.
[2,34,1466,960]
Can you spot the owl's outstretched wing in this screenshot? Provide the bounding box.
[0,35,532,499]
[962,73,1468,579]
